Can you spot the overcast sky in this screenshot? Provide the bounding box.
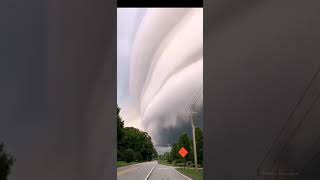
[117,8,203,153]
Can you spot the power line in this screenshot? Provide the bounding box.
[270,92,320,171]
[256,66,320,171]
[184,84,202,173]
[184,84,203,114]
[189,87,203,112]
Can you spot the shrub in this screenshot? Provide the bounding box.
[135,152,143,161]
[123,148,135,163]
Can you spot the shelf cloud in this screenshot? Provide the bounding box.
[118,8,203,146]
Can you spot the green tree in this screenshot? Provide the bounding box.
[152,147,158,159]
[120,127,156,161]
[117,105,125,160]
[117,106,157,162]
[0,142,15,180]
[135,152,143,161]
[170,143,179,162]
[178,133,192,161]
[123,148,135,163]
[117,105,124,143]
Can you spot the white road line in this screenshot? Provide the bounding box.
[144,162,157,180]
[175,169,193,180]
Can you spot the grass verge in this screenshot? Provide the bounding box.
[116,161,138,167]
[176,168,203,180]
[158,160,174,166]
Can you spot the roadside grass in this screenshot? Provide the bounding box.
[116,161,138,167]
[176,168,203,180]
[158,160,174,166]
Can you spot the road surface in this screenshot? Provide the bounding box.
[117,161,191,180]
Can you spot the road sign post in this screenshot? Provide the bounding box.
[178,147,189,171]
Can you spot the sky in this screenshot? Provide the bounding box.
[117,8,203,154]
[3,1,320,179]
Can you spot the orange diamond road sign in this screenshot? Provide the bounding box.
[178,147,188,158]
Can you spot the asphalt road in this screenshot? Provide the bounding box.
[149,163,191,180]
[117,161,190,180]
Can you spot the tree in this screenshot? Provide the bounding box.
[123,127,155,161]
[0,142,15,180]
[135,152,143,161]
[117,105,157,162]
[170,143,179,162]
[117,105,124,143]
[152,147,158,159]
[178,133,192,161]
[117,105,125,160]
[166,129,203,165]
[123,148,135,163]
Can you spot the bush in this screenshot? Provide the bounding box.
[117,149,123,161]
[135,152,143,161]
[175,158,185,163]
[123,148,135,163]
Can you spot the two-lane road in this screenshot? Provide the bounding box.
[117,161,156,180]
[117,161,191,180]
[148,163,191,180]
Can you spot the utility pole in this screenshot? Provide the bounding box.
[189,111,198,173]
[168,144,171,162]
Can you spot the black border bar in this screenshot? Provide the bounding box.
[117,0,203,8]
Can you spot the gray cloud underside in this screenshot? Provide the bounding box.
[119,8,203,148]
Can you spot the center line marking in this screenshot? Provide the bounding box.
[144,162,157,180]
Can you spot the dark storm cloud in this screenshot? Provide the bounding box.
[118,8,203,147]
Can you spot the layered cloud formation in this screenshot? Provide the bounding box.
[118,8,203,146]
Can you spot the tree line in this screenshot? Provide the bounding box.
[159,128,203,166]
[117,106,158,163]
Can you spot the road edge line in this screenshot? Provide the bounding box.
[144,162,157,180]
[175,168,193,180]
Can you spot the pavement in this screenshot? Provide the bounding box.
[117,161,191,180]
[149,163,191,180]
